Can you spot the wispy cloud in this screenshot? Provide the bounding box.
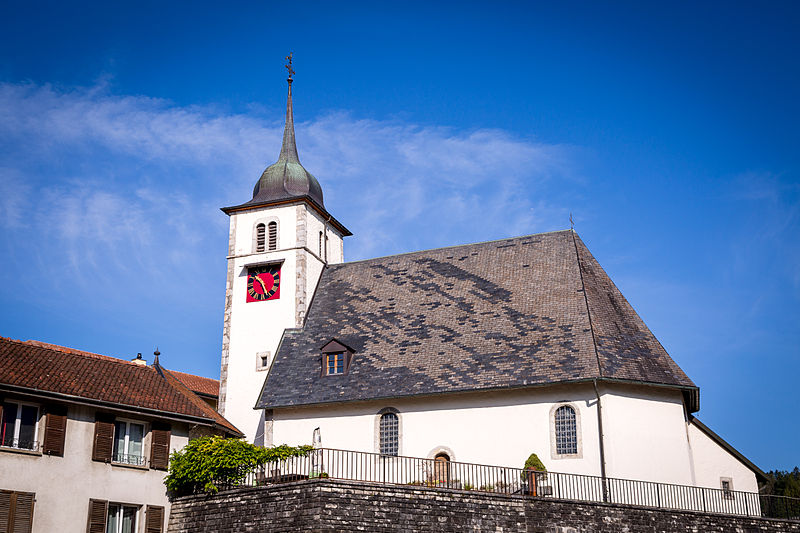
[0,81,575,310]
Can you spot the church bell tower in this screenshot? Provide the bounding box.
[218,57,351,442]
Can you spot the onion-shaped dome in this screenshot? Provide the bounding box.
[251,80,325,208]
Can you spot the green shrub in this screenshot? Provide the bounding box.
[164,436,313,496]
[521,453,547,481]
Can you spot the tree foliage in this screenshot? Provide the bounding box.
[521,452,547,481]
[164,436,313,496]
[763,467,800,498]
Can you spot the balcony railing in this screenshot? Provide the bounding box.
[0,438,40,452]
[217,448,800,521]
[112,452,146,466]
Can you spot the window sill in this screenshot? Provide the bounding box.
[0,446,42,457]
[111,460,149,471]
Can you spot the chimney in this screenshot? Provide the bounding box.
[131,352,147,366]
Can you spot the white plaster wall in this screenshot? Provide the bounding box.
[688,422,759,493]
[598,383,695,485]
[222,202,343,442]
[272,384,603,477]
[0,404,190,533]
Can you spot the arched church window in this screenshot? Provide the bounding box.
[379,412,399,456]
[268,221,278,250]
[255,223,266,252]
[554,405,578,455]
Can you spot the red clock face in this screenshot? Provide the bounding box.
[246,265,281,302]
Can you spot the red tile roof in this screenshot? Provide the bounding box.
[0,337,240,436]
[169,370,220,398]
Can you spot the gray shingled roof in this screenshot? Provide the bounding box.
[257,230,697,411]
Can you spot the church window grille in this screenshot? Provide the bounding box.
[268,222,278,250]
[255,224,266,252]
[379,412,398,456]
[554,405,578,455]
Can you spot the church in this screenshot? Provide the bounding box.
[216,70,764,496]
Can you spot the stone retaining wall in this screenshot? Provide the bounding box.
[167,479,799,532]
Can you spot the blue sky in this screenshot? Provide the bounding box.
[0,1,798,471]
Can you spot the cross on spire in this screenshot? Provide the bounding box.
[285,52,295,82]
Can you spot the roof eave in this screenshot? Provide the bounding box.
[221,196,352,236]
[689,416,767,483]
[257,377,699,411]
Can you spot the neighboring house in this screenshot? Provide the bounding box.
[218,76,766,496]
[0,337,241,533]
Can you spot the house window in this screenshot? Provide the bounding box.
[106,503,138,533]
[554,405,578,455]
[268,221,278,250]
[379,412,399,456]
[1,401,39,451]
[255,223,266,252]
[326,352,345,375]
[721,477,734,500]
[113,420,145,466]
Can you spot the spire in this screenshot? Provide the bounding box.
[279,53,300,163]
[247,53,326,208]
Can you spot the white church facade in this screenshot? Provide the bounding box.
[217,73,765,496]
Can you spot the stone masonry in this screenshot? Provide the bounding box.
[167,479,800,533]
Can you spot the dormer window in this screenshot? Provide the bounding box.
[326,352,345,375]
[320,339,354,376]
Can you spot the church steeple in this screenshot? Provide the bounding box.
[249,54,325,209]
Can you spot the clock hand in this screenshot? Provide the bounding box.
[255,275,269,293]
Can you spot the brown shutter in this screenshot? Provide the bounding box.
[149,423,171,470]
[10,492,33,533]
[145,506,164,533]
[42,405,68,457]
[92,415,114,463]
[86,499,107,533]
[0,491,35,533]
[0,491,11,533]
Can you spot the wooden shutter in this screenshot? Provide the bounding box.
[92,415,114,463]
[0,491,35,533]
[145,506,164,533]
[149,423,171,470]
[42,405,68,457]
[10,492,33,533]
[0,491,11,533]
[86,499,107,533]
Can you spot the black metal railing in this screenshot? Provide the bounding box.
[0,438,40,452]
[112,452,146,466]
[218,448,800,521]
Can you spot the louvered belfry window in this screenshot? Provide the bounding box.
[379,412,399,456]
[554,405,578,455]
[256,223,266,252]
[268,221,277,251]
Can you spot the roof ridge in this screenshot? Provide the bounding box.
[571,231,604,377]
[6,337,141,367]
[335,229,574,268]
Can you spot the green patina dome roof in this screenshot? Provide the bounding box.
[251,80,325,208]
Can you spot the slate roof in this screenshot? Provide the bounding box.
[0,337,240,435]
[258,230,697,411]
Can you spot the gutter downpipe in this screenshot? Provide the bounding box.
[593,379,609,502]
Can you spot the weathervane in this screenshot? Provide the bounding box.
[570,213,574,230]
[285,52,295,83]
